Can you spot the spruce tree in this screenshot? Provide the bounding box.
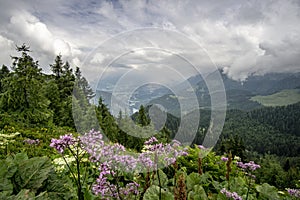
[0,44,52,125]
[49,55,75,127]
[50,55,63,79]
[137,105,150,126]
[75,67,95,101]
[0,65,10,93]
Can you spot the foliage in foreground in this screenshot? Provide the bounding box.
[0,46,299,199]
[1,128,300,199]
[47,130,299,200]
[0,152,74,199]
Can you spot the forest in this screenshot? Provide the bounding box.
[0,45,300,199]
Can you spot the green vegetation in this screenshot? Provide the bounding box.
[0,46,299,199]
[250,89,300,106]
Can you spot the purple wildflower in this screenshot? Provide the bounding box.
[198,145,206,149]
[122,182,140,196]
[24,139,40,145]
[79,130,189,197]
[221,188,243,200]
[287,188,300,198]
[237,161,260,171]
[50,134,76,153]
[144,136,158,145]
[92,163,118,197]
[92,163,140,198]
[221,156,229,162]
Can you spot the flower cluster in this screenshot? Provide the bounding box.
[52,130,188,198]
[141,137,188,169]
[80,130,136,172]
[236,161,260,171]
[221,188,243,200]
[144,136,158,145]
[50,134,76,153]
[92,162,139,198]
[24,138,40,145]
[79,130,188,198]
[287,188,300,198]
[121,182,139,196]
[92,163,117,197]
[221,156,229,162]
[80,130,188,172]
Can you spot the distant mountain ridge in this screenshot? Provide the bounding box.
[96,71,300,115]
[148,71,300,114]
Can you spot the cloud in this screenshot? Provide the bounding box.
[8,10,71,56]
[0,0,299,81]
[0,34,14,67]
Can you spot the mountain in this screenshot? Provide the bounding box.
[156,103,300,157]
[95,71,300,116]
[243,72,300,95]
[148,71,300,113]
[95,83,172,115]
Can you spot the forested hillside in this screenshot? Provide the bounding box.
[0,46,299,199]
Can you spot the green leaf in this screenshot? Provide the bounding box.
[186,172,202,191]
[0,191,12,200]
[256,183,280,200]
[229,176,248,194]
[14,157,52,191]
[153,169,169,188]
[34,191,50,200]
[42,170,73,200]
[186,172,212,191]
[83,188,95,200]
[0,160,17,193]
[188,185,208,200]
[14,152,28,162]
[143,185,173,200]
[8,189,35,200]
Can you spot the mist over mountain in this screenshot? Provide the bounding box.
[96,71,300,117]
[147,71,300,116]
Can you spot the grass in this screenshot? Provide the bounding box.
[250,89,300,107]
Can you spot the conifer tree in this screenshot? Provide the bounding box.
[75,67,95,101]
[0,65,10,93]
[49,55,75,127]
[137,105,150,126]
[0,44,52,125]
[50,55,63,79]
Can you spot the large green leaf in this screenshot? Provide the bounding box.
[7,189,35,200]
[14,152,29,162]
[0,160,17,193]
[34,191,50,200]
[186,172,212,191]
[0,191,13,200]
[229,176,248,195]
[256,183,280,200]
[186,172,202,191]
[153,169,169,188]
[43,171,74,200]
[188,185,208,200]
[14,157,52,191]
[143,185,173,200]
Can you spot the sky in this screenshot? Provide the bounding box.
[0,0,300,84]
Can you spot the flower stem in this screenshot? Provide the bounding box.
[157,168,162,200]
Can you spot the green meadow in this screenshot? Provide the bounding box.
[251,89,300,107]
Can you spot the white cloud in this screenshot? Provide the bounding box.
[8,11,72,57]
[91,53,105,64]
[0,0,299,81]
[0,34,14,67]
